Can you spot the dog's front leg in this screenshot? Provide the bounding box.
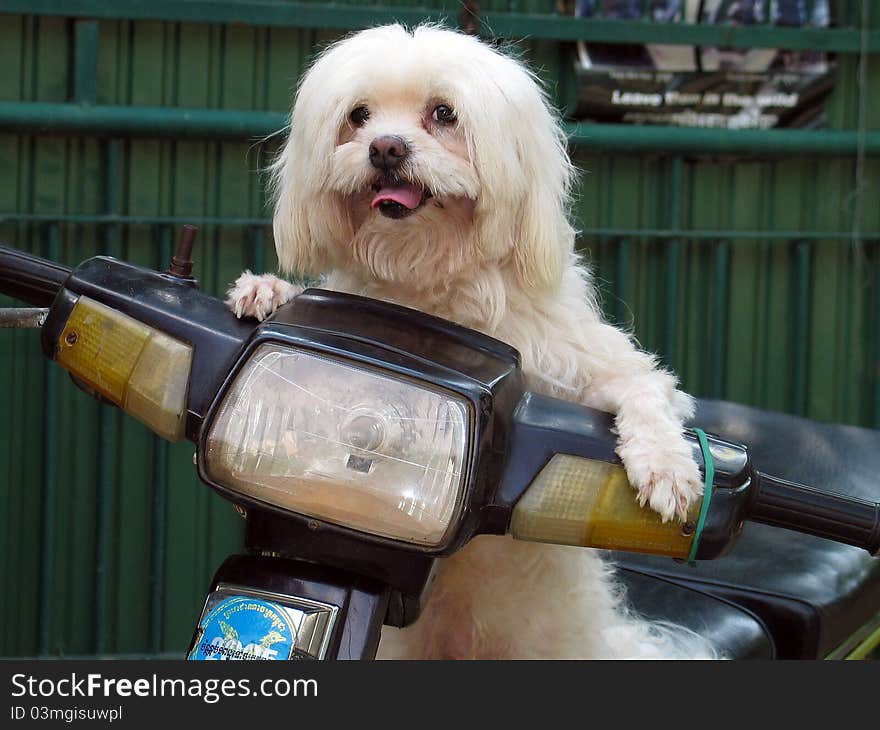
[577,322,702,523]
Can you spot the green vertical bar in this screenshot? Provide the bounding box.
[95,412,114,655]
[840,244,854,422]
[252,226,265,275]
[150,226,172,655]
[793,240,812,416]
[710,240,730,398]
[38,223,61,656]
[615,238,629,326]
[103,141,119,245]
[73,20,99,105]
[875,242,880,428]
[95,138,119,655]
[665,156,683,368]
[758,240,771,405]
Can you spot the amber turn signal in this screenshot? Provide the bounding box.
[56,296,193,441]
[510,454,699,559]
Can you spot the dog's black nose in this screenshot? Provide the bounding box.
[369,135,408,170]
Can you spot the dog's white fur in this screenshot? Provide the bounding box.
[228,25,714,659]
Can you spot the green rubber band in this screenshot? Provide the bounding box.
[686,428,714,565]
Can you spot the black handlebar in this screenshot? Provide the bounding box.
[752,472,880,555]
[0,244,71,306]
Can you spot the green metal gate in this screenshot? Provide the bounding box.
[0,1,877,657]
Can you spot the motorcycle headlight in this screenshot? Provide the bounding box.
[203,344,472,547]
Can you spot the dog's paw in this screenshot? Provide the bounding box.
[619,439,703,523]
[226,272,302,321]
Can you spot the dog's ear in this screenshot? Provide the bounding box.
[271,137,333,277]
[471,61,576,293]
[511,154,574,292]
[271,31,361,278]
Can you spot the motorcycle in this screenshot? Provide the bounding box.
[1,231,879,660]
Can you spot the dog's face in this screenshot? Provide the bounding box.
[272,25,574,291]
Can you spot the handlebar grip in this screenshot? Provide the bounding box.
[751,473,880,555]
[0,244,71,306]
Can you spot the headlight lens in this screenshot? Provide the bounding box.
[204,344,471,546]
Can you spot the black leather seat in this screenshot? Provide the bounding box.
[613,399,880,659]
[617,568,774,658]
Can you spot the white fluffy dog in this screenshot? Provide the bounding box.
[228,24,714,659]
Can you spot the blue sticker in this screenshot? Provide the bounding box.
[189,595,295,661]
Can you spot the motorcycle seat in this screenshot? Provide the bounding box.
[616,568,774,658]
[613,399,880,659]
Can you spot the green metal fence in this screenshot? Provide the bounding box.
[0,1,877,657]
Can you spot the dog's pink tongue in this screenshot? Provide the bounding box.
[371,183,422,210]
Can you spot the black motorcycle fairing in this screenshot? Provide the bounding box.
[197,289,527,562]
[243,507,439,628]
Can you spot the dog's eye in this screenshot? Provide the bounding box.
[349,106,370,126]
[432,104,456,125]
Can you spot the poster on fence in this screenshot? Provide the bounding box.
[572,0,835,129]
